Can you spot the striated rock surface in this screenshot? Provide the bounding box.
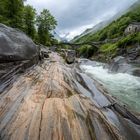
[0,24,38,62]
[0,53,140,140]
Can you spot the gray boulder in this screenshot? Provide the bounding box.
[109,56,132,73]
[65,50,76,64]
[0,24,38,62]
[109,56,140,77]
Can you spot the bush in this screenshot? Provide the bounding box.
[134,32,140,43]
[117,34,137,47]
[100,43,118,57]
[77,45,97,58]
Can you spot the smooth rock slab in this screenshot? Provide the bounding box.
[0,53,140,140]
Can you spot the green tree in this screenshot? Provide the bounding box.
[23,5,36,39]
[36,9,57,45]
[0,0,9,24]
[0,0,25,29]
[6,0,25,29]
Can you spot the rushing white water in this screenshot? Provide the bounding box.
[80,63,140,113]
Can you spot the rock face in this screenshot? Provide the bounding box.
[65,50,76,64]
[0,53,140,140]
[109,56,131,73]
[109,56,140,77]
[0,24,38,62]
[124,22,140,35]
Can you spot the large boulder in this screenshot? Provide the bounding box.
[109,56,140,77]
[0,24,39,62]
[109,56,133,74]
[109,56,132,73]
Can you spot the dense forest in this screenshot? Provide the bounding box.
[0,0,57,46]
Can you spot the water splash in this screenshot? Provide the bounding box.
[80,63,140,113]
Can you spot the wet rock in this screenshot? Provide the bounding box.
[0,53,140,140]
[109,56,140,77]
[39,46,50,60]
[0,24,39,62]
[65,50,76,64]
[132,68,140,77]
[127,45,140,62]
[109,56,132,73]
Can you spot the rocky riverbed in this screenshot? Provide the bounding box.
[0,53,140,140]
[0,24,140,140]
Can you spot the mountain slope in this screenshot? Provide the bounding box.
[72,6,131,43]
[72,20,110,42]
[74,0,140,43]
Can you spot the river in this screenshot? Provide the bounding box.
[80,61,140,113]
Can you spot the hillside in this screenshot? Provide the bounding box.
[72,3,132,43]
[74,0,140,43]
[72,20,110,42]
[74,0,140,62]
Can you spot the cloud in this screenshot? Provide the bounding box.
[26,0,137,40]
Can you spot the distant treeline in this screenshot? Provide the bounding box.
[0,0,57,46]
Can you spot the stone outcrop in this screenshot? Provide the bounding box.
[0,24,39,62]
[65,50,76,64]
[109,56,132,73]
[0,53,140,140]
[124,22,140,35]
[109,55,140,77]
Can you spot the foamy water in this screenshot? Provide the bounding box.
[80,63,140,113]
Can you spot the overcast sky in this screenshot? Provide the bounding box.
[26,0,137,40]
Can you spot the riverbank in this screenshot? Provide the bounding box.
[0,53,140,140]
[79,59,140,113]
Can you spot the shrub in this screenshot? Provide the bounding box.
[100,43,118,57]
[77,45,97,58]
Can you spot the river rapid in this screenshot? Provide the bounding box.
[80,60,140,113]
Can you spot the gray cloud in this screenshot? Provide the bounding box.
[26,0,137,39]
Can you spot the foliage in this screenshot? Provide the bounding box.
[74,1,140,61]
[0,1,58,46]
[75,2,140,43]
[61,45,72,49]
[0,0,25,29]
[116,34,135,47]
[100,43,118,57]
[77,45,97,58]
[0,0,8,24]
[36,9,57,46]
[23,5,36,40]
[98,32,140,60]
